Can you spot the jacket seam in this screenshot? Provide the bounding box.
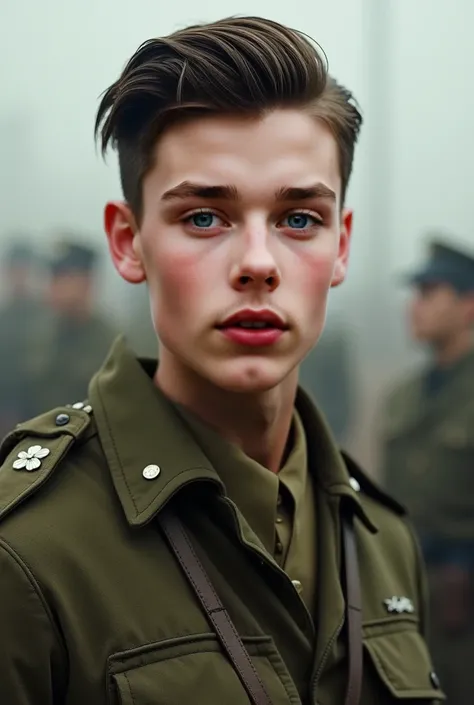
[0,537,68,660]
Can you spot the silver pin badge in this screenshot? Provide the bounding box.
[13,445,50,472]
[143,464,161,480]
[384,596,415,614]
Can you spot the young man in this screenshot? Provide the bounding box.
[0,17,442,705]
[380,237,474,705]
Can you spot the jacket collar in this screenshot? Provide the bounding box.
[90,337,377,532]
[89,337,223,527]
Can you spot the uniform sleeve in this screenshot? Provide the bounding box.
[0,539,67,704]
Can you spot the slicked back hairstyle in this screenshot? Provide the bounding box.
[95,16,362,222]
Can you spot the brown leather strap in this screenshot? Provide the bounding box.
[342,513,363,705]
[159,507,274,705]
[161,505,362,705]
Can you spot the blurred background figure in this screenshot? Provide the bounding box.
[0,239,48,435]
[379,237,474,705]
[28,239,117,414]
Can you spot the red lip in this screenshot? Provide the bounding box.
[216,309,288,347]
[218,309,287,329]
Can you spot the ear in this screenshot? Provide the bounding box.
[331,208,353,288]
[104,201,146,284]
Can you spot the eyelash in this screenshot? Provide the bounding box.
[181,208,324,233]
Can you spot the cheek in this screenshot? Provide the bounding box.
[292,248,337,299]
[146,243,216,320]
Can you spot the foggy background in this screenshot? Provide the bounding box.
[1,0,472,472]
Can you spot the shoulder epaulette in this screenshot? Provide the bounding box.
[0,402,93,522]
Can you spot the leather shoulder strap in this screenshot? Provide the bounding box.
[160,505,363,705]
[159,507,274,705]
[342,513,363,705]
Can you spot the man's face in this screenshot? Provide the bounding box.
[110,109,352,392]
[49,272,93,315]
[409,282,471,345]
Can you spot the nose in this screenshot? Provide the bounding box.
[230,227,281,293]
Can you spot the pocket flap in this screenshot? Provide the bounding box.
[365,629,445,700]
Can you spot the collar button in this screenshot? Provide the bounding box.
[143,465,161,480]
[349,477,361,492]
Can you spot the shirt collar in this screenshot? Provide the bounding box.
[295,386,378,533]
[278,410,307,512]
[173,402,280,553]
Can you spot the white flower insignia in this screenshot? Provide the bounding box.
[384,596,415,614]
[13,445,50,472]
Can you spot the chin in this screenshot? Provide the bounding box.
[207,358,295,394]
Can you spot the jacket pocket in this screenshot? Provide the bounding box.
[364,626,445,701]
[108,633,300,705]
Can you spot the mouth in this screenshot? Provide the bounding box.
[218,309,287,330]
[216,309,288,347]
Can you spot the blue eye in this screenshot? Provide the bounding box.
[191,212,216,228]
[285,213,316,229]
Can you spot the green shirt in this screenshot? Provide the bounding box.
[175,406,317,615]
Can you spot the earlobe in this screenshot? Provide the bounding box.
[331,208,353,288]
[104,201,146,284]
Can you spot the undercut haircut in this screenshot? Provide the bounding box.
[95,16,362,222]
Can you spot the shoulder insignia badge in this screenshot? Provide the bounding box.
[13,445,50,471]
[384,596,415,614]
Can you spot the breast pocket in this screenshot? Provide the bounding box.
[108,633,299,705]
[363,622,445,703]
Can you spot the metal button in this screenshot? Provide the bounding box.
[275,541,283,554]
[276,516,283,524]
[72,402,84,410]
[292,579,303,594]
[430,671,441,689]
[142,464,161,480]
[349,477,361,492]
[55,413,70,426]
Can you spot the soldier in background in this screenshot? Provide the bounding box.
[0,240,46,434]
[379,237,474,705]
[29,241,117,414]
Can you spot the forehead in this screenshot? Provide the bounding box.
[416,282,458,300]
[146,109,341,202]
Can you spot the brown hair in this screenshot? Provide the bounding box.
[95,16,362,221]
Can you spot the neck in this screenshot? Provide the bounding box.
[155,354,298,473]
[433,330,473,367]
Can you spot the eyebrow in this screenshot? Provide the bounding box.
[275,184,337,202]
[161,181,337,203]
[161,182,239,201]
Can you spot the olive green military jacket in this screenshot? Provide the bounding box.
[380,350,474,541]
[0,339,443,705]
